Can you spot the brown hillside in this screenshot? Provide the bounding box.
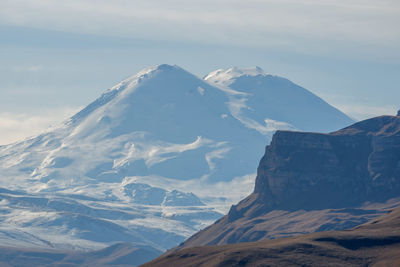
[143,207,400,267]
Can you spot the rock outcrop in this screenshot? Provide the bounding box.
[177,115,400,248]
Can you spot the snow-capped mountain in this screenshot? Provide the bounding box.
[0,64,354,253]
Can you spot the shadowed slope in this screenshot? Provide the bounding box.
[143,207,400,267]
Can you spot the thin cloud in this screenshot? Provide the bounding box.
[1,0,399,51]
[335,104,397,121]
[13,65,43,72]
[0,107,80,146]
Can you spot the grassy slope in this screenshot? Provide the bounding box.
[143,207,400,267]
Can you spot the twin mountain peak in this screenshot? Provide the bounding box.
[0,63,390,257]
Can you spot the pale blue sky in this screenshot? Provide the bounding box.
[0,0,399,144]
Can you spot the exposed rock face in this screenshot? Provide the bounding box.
[251,115,400,214]
[177,115,400,248]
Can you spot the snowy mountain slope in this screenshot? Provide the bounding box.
[205,67,353,133]
[0,64,353,253]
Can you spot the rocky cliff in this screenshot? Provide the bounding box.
[251,114,400,213]
[177,114,400,248]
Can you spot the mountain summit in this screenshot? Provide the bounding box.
[205,66,353,132]
[0,64,353,253]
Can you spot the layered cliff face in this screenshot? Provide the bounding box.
[177,114,400,248]
[253,115,400,213]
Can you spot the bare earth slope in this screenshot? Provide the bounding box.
[143,206,400,267]
[178,115,400,248]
